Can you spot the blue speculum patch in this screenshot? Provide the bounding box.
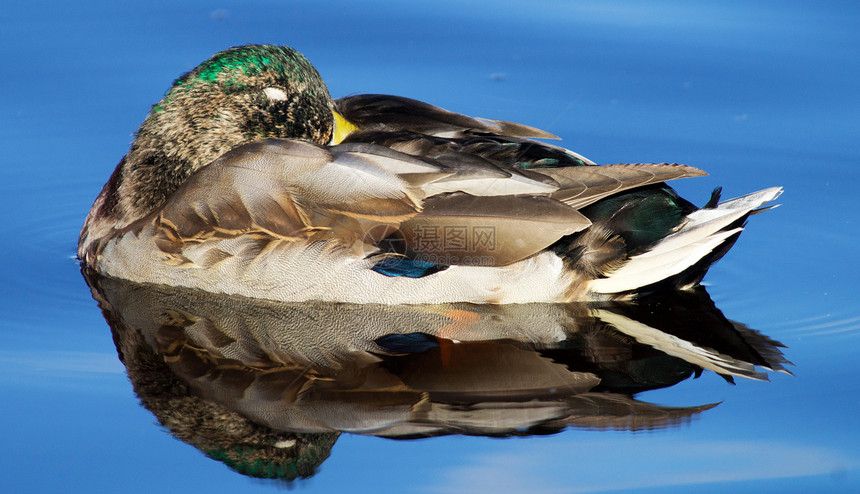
[371,257,446,278]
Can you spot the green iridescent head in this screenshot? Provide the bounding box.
[116,45,335,221]
[155,44,334,140]
[205,434,339,481]
[159,45,333,140]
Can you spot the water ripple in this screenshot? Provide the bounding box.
[778,315,860,337]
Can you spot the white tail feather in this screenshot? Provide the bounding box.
[589,187,782,294]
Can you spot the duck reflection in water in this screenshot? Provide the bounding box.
[82,269,790,482]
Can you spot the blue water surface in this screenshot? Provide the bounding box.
[1,1,859,492]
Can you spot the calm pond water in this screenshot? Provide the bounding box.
[2,1,859,492]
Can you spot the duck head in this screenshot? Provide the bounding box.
[83,45,334,235]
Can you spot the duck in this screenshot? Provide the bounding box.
[79,44,781,304]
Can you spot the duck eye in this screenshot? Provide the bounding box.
[263,87,288,101]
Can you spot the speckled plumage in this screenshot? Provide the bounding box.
[90,45,334,228]
[79,44,781,303]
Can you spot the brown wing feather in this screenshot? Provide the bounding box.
[398,192,591,266]
[535,163,707,209]
[154,142,317,243]
[149,139,442,256]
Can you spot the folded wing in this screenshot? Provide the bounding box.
[150,138,704,267]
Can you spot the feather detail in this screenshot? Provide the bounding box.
[335,94,557,139]
[421,157,557,197]
[589,187,783,295]
[398,192,590,266]
[534,163,707,209]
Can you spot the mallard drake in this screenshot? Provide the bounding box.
[79,44,781,304]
